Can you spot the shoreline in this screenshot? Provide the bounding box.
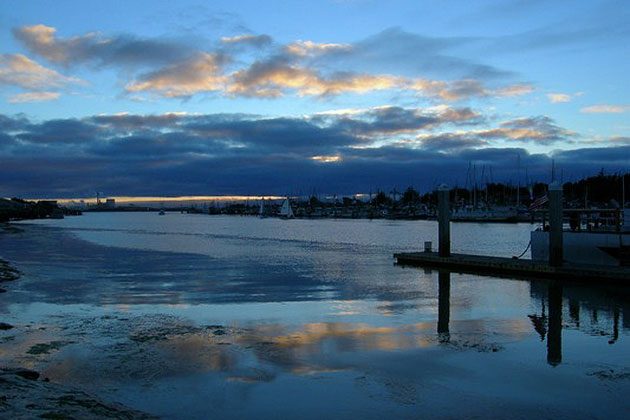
[0,225,156,419]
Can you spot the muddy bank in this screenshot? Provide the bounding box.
[0,368,155,419]
[1,233,155,419]
[1,256,20,289]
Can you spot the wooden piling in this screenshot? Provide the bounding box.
[549,183,563,267]
[438,185,451,258]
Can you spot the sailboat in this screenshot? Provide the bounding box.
[279,197,295,219]
[259,198,266,218]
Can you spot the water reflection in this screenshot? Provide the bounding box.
[547,281,562,366]
[527,279,627,366]
[437,271,450,342]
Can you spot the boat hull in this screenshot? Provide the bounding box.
[531,230,630,266]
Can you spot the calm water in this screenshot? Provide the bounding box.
[1,212,628,419]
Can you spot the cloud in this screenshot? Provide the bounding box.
[90,112,189,130]
[473,116,574,145]
[608,136,630,145]
[10,25,536,103]
[317,105,483,138]
[552,145,630,166]
[417,133,489,152]
[285,40,351,56]
[13,24,196,68]
[495,83,536,97]
[547,93,571,103]
[332,27,511,80]
[125,53,227,97]
[221,34,272,48]
[546,92,585,104]
[14,118,101,144]
[408,78,534,101]
[0,53,79,89]
[227,55,399,97]
[0,111,623,197]
[227,58,530,100]
[8,91,60,103]
[580,105,629,114]
[311,155,341,163]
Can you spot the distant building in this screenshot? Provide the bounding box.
[104,198,116,208]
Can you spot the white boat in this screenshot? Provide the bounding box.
[279,198,294,219]
[531,208,629,266]
[259,199,266,218]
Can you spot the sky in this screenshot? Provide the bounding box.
[1,0,629,198]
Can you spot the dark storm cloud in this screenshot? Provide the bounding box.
[0,112,622,198]
[15,118,101,144]
[0,113,29,131]
[553,145,630,165]
[89,113,186,130]
[185,115,361,151]
[326,107,440,136]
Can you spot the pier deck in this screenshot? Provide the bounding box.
[394,251,630,283]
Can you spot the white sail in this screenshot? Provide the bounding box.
[280,198,294,218]
[259,199,264,215]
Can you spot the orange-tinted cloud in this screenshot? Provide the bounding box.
[0,53,79,89]
[8,91,60,103]
[473,116,575,144]
[125,53,227,97]
[227,61,400,97]
[580,105,629,114]
[408,78,535,101]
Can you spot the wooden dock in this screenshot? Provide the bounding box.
[394,251,630,283]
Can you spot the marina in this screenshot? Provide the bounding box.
[395,183,630,283]
[394,252,630,282]
[2,1,630,417]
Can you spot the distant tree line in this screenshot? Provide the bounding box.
[369,170,629,208]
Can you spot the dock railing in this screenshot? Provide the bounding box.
[532,208,624,233]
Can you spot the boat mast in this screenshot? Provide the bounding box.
[585,185,588,208]
[623,174,626,210]
[516,154,521,208]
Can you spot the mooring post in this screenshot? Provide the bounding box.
[438,184,451,257]
[548,182,563,266]
[437,270,451,338]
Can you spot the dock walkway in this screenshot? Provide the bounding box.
[394,251,630,283]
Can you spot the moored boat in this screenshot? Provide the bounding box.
[279,198,294,219]
[531,208,629,266]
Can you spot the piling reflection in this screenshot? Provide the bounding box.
[610,307,619,345]
[528,280,627,366]
[547,281,563,366]
[437,271,450,342]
